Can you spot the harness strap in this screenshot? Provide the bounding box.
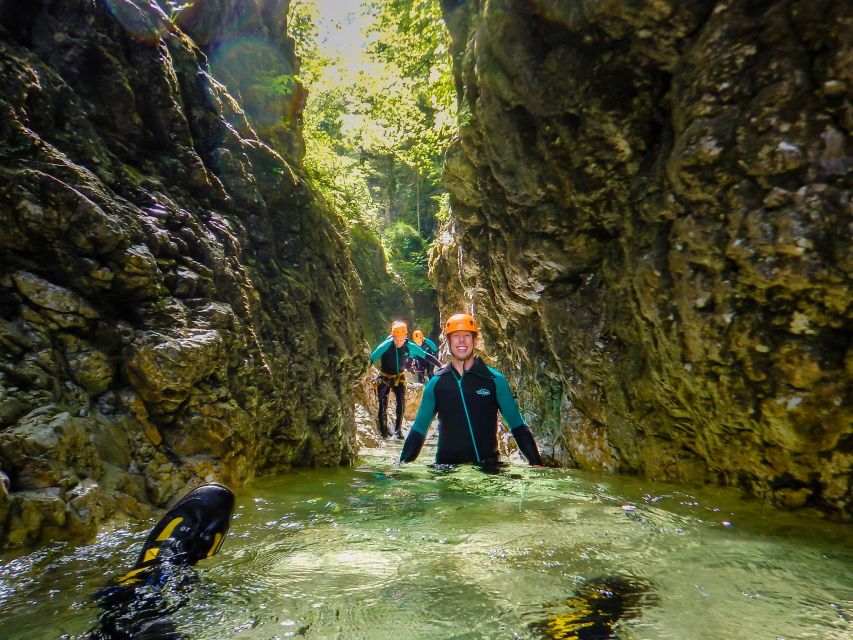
[378,371,407,386]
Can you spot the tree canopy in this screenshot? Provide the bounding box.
[288,0,456,337]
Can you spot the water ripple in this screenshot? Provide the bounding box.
[1,450,851,640]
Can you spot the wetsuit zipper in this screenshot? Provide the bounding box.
[453,369,481,463]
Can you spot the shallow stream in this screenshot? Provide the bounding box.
[1,439,850,639]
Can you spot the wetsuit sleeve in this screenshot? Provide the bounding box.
[370,336,393,363]
[407,341,442,368]
[400,376,439,462]
[424,338,438,352]
[511,424,543,466]
[406,341,427,358]
[494,374,525,429]
[400,431,425,463]
[493,372,543,465]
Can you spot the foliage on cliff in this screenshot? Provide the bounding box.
[288,0,455,340]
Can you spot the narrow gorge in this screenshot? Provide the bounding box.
[0,0,850,552]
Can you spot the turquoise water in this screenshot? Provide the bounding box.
[0,439,850,639]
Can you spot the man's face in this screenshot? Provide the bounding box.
[449,331,475,360]
[393,334,407,347]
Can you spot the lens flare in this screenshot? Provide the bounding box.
[102,0,169,43]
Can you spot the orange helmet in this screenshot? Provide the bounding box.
[412,329,424,344]
[391,321,408,338]
[444,313,478,336]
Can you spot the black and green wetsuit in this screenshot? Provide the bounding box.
[370,336,440,438]
[371,336,434,376]
[410,337,439,383]
[400,356,542,465]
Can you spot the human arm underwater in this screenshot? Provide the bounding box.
[399,376,439,462]
[493,372,544,466]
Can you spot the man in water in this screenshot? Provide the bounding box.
[370,320,441,439]
[399,313,543,467]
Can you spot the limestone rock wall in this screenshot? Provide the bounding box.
[350,222,417,347]
[173,0,306,161]
[438,0,851,518]
[0,0,366,547]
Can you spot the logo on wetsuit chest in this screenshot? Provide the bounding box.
[475,388,491,396]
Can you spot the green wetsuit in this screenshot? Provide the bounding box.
[400,357,542,465]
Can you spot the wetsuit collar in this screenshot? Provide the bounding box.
[434,363,453,376]
[467,356,494,378]
[440,356,493,379]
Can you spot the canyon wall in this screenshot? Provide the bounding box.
[0,0,366,547]
[436,0,851,518]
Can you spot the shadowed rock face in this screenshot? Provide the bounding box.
[172,0,307,161]
[0,0,366,546]
[436,0,851,518]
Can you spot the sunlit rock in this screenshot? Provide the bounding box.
[438,0,851,519]
[0,0,366,547]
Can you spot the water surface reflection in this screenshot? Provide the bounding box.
[0,441,850,639]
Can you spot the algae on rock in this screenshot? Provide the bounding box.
[435,0,851,518]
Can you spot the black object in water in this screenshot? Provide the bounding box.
[532,574,655,639]
[84,483,235,639]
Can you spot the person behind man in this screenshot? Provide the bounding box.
[409,329,439,383]
[399,313,543,466]
[370,321,441,439]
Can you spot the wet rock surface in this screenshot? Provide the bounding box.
[0,0,366,547]
[354,374,424,451]
[437,0,851,518]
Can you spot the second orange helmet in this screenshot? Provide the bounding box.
[391,321,408,337]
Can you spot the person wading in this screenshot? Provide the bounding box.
[409,329,438,383]
[370,321,440,439]
[399,313,544,467]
